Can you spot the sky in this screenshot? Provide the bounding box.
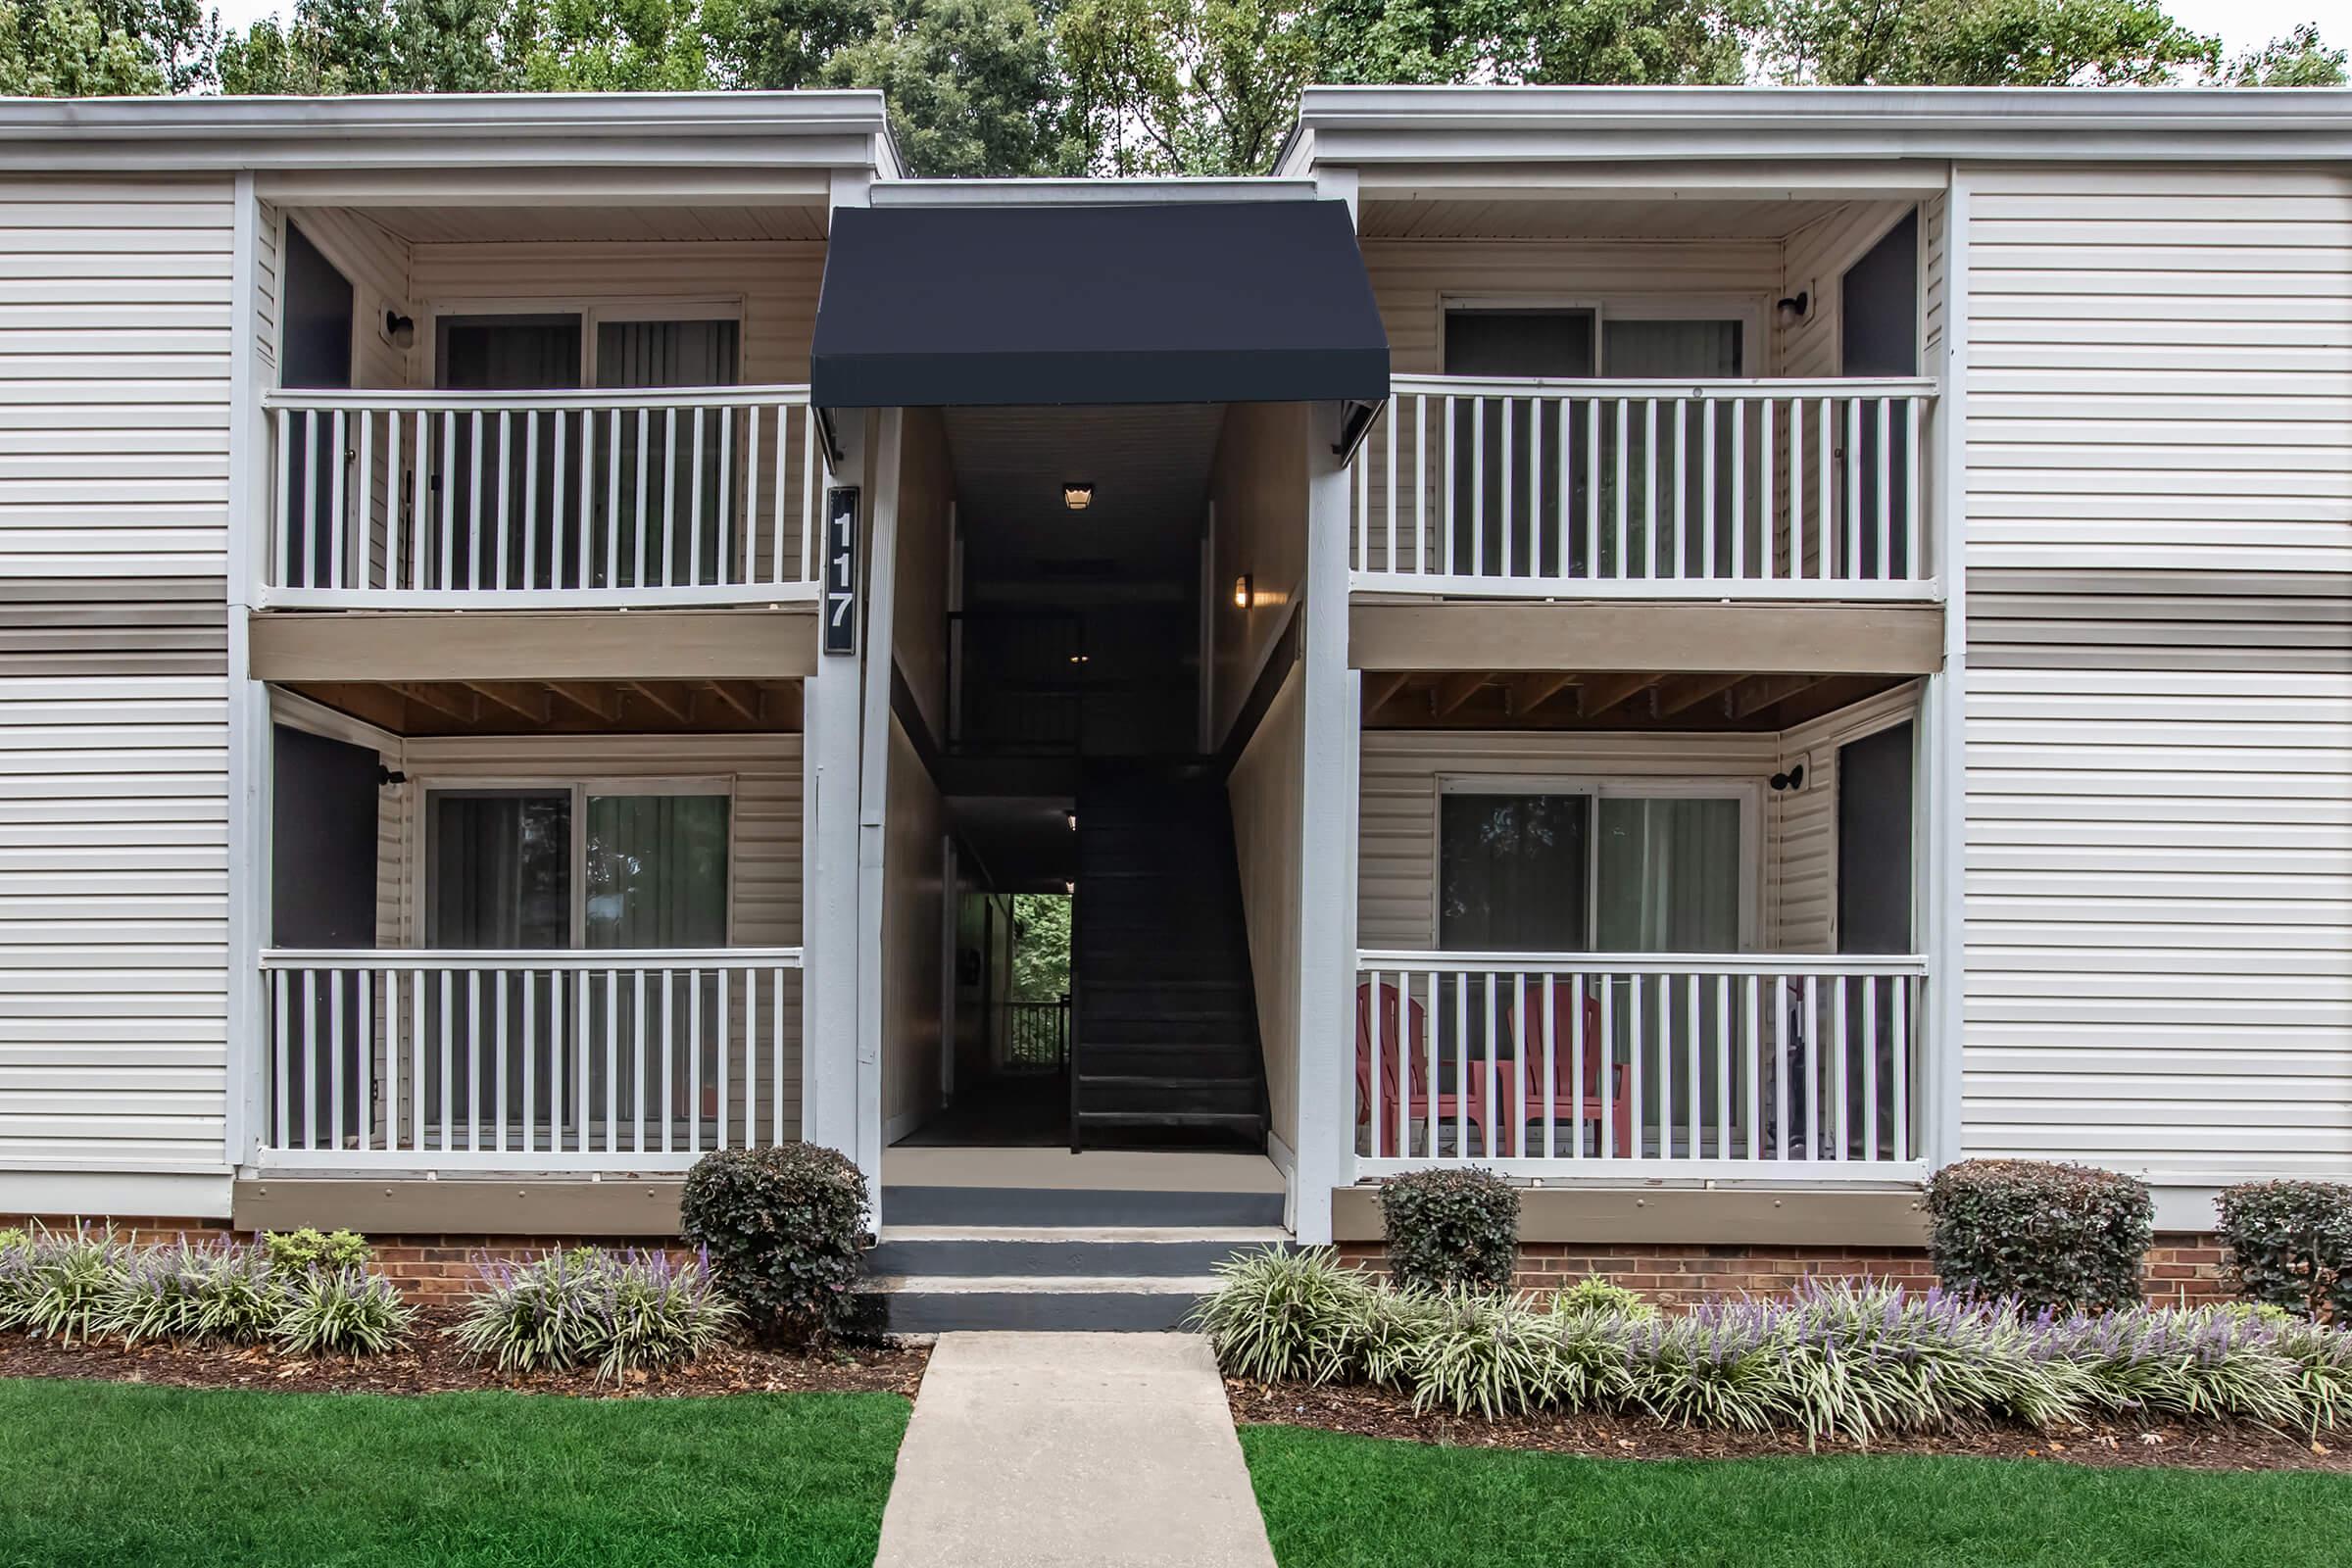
[200,0,2328,64]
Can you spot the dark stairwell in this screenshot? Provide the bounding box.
[1070,764,1267,1152]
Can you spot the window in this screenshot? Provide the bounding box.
[1438,781,1754,955]
[425,783,730,948]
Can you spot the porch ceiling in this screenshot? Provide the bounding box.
[282,676,805,737]
[1356,194,1858,241]
[1362,669,1904,731]
[318,202,831,245]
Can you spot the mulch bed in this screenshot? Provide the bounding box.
[0,1319,927,1400]
[1227,1377,2351,1473]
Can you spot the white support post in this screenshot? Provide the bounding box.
[1289,403,1360,1247]
[223,172,269,1177]
[852,410,903,1223]
[1924,168,1971,1171]
[801,448,865,1172]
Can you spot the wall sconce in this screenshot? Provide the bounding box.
[1065,809,1077,832]
[1768,762,1807,793]
[383,310,416,350]
[1232,573,1252,610]
[1062,481,1095,512]
[1774,291,1810,327]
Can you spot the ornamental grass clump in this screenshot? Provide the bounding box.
[273,1266,415,1358]
[2036,1304,2304,1429]
[1190,1248,2352,1440]
[94,1238,280,1347]
[0,1225,122,1345]
[450,1248,739,1382]
[1193,1247,1375,1385]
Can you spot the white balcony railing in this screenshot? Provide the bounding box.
[1350,377,1937,600]
[259,386,825,609]
[1354,952,1928,1180]
[258,949,803,1171]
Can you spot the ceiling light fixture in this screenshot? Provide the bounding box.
[1062,481,1095,512]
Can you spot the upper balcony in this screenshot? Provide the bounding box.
[258,384,825,610]
[1348,374,1937,602]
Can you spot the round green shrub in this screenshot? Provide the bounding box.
[2217,1179,2352,1322]
[1377,1167,1519,1294]
[262,1227,371,1274]
[679,1144,869,1345]
[1550,1274,1655,1319]
[1923,1158,2151,1313]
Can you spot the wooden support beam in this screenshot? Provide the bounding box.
[547,682,620,722]
[705,679,764,724]
[394,682,477,724]
[1509,672,1578,715]
[626,681,690,723]
[1729,672,1824,720]
[1576,672,1657,720]
[461,680,553,725]
[1429,672,1489,720]
[1654,672,1746,719]
[1363,670,1412,716]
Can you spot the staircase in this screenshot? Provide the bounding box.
[1070,765,1268,1152]
[863,1177,1286,1333]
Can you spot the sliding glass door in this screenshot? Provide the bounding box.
[424,784,730,1150]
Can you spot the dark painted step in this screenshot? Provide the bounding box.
[882,1184,1285,1229]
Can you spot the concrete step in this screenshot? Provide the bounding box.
[882,1184,1286,1229]
[867,1235,1266,1278]
[860,1276,1216,1334]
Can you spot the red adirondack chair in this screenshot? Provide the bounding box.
[1494,980,1635,1157]
[1354,980,1494,1158]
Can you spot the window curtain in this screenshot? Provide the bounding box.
[584,795,730,949]
[425,792,570,949]
[1592,797,1742,953]
[596,320,741,586]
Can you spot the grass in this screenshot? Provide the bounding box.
[1241,1425,2352,1568]
[0,1377,909,1568]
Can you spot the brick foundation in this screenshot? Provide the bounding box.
[1335,1235,2232,1309]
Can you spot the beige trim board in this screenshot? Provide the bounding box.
[233,1178,685,1237]
[1350,601,1944,676]
[1332,1184,1930,1249]
[250,608,818,682]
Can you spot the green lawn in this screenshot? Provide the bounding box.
[1242,1424,2352,1568]
[0,1378,909,1568]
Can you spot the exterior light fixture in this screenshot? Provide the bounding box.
[1774,291,1810,327]
[1064,880,1076,895]
[384,310,416,349]
[1233,573,1252,610]
[1063,482,1095,512]
[1065,809,1077,832]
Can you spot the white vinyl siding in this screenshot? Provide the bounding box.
[1772,683,1922,955]
[0,175,238,1203]
[0,176,235,578]
[1960,164,2352,1186]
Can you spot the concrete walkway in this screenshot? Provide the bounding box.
[874,1333,1278,1568]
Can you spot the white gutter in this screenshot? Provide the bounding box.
[873,175,1320,207]
[0,88,902,175]
[1278,84,2352,173]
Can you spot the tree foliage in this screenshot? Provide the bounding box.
[6,0,2343,176]
[1008,893,1070,1001]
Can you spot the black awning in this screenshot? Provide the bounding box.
[810,201,1389,410]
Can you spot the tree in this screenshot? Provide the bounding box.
[1310,0,1752,89]
[2225,22,2346,86]
[1061,0,1317,174]
[502,0,734,88]
[1756,0,2217,86]
[727,0,880,85]
[1008,893,1071,1000]
[2,0,213,94]
[822,0,1082,175]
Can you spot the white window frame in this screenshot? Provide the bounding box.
[1432,774,1764,952]
[1439,294,1773,377]
[414,774,739,949]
